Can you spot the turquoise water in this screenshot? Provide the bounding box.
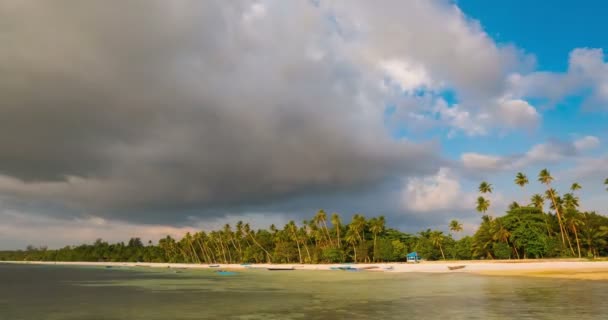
[1,263,607,319]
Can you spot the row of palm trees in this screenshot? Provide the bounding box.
[475,169,608,258]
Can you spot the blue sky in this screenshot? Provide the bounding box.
[1,1,607,248]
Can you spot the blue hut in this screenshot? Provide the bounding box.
[406,252,420,263]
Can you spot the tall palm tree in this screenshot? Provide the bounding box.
[570,182,582,193]
[369,216,385,262]
[345,230,358,263]
[430,231,446,260]
[538,169,567,247]
[287,221,302,263]
[244,223,273,263]
[479,181,493,194]
[331,213,342,249]
[476,196,490,215]
[314,210,334,248]
[563,209,583,258]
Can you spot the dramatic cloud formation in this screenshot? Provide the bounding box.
[0,0,606,247]
[1,0,446,224]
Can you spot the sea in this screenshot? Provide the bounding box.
[1,263,607,319]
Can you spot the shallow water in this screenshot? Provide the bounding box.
[1,263,607,319]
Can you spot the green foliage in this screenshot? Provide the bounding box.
[492,242,511,259]
[1,171,607,263]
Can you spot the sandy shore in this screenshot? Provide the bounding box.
[4,260,608,280]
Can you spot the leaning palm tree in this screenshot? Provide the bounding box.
[331,213,342,249]
[479,181,493,194]
[430,231,446,260]
[538,169,567,247]
[345,230,358,263]
[476,196,490,215]
[563,208,583,258]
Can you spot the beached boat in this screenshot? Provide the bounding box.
[357,266,379,270]
[267,267,295,271]
[209,264,220,268]
[448,265,466,270]
[330,266,358,271]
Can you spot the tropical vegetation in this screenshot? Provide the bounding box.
[1,170,607,263]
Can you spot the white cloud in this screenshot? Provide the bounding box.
[508,48,608,108]
[574,135,600,151]
[402,167,473,212]
[461,136,601,172]
[495,98,540,129]
[379,59,435,91]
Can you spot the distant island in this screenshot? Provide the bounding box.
[2,169,607,264]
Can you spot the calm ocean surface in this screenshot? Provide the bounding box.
[1,263,607,319]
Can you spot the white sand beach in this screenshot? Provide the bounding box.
[5,260,608,280]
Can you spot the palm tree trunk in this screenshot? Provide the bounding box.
[547,189,567,246]
[373,234,377,262]
[247,231,273,263]
[303,243,312,263]
[352,244,357,263]
[439,244,446,260]
[573,226,581,258]
[513,244,520,259]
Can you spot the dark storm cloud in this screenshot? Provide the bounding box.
[0,1,441,223]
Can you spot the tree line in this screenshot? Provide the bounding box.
[1,170,607,263]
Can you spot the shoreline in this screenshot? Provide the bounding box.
[4,260,608,280]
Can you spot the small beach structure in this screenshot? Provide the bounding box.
[406,252,420,263]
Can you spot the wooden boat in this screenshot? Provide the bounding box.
[267,267,295,271]
[448,265,466,270]
[209,264,220,268]
[358,266,379,270]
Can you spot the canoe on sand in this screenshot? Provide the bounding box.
[448,265,466,270]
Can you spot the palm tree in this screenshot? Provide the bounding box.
[287,221,302,263]
[508,201,520,210]
[538,169,567,247]
[604,178,608,191]
[563,209,583,258]
[479,181,493,194]
[331,213,342,249]
[369,216,385,262]
[515,172,529,188]
[345,230,358,263]
[476,196,490,214]
[314,210,334,248]
[530,194,544,209]
[430,231,446,260]
[244,223,273,263]
[449,220,463,235]
[571,182,582,193]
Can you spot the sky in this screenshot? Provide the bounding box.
[1,0,607,249]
